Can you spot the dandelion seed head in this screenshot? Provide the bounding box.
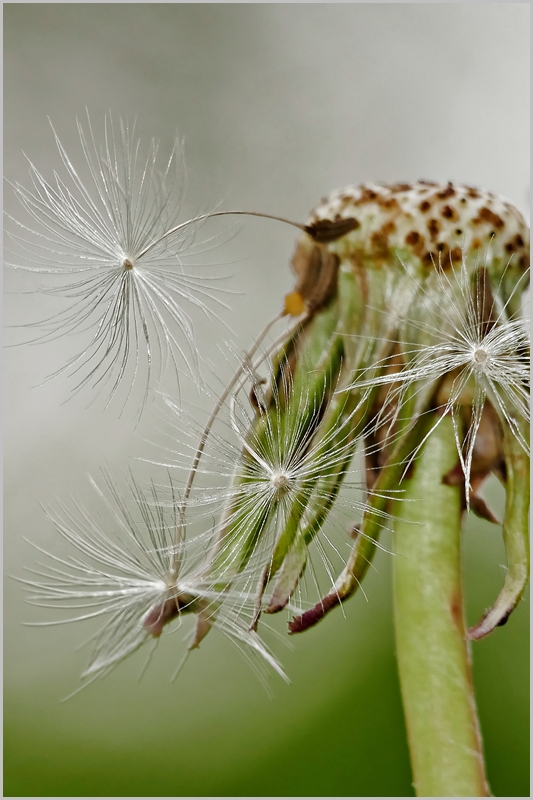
[305,181,529,294]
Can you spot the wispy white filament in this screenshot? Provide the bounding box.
[6,113,233,408]
[20,472,286,689]
[152,349,395,615]
[348,256,530,504]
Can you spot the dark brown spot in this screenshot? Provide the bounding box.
[472,207,505,229]
[515,233,524,247]
[466,187,481,199]
[377,196,399,210]
[405,230,420,246]
[436,242,445,252]
[305,216,360,243]
[441,204,458,221]
[419,200,431,213]
[450,247,463,262]
[353,187,378,205]
[405,231,426,258]
[459,197,467,204]
[427,218,441,241]
[371,221,397,258]
[455,228,463,235]
[418,180,438,186]
[505,241,516,254]
[436,182,456,199]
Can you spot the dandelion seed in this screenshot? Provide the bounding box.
[152,329,396,635]
[6,113,307,409]
[19,473,286,689]
[348,258,529,505]
[6,114,221,406]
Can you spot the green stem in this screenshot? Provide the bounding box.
[393,414,490,797]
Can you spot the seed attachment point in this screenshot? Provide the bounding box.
[473,348,488,366]
[271,472,290,493]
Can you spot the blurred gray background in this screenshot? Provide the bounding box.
[4,4,529,797]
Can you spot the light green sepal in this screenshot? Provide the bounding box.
[266,536,308,614]
[469,420,530,639]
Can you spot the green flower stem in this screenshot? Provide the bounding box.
[393,414,490,797]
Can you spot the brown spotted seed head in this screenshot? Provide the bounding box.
[287,181,529,316]
[310,181,528,268]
